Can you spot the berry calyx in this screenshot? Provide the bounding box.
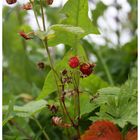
[22,2,32,10]
[6,0,17,4]
[68,56,79,68]
[80,63,96,76]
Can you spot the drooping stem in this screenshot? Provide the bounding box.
[32,116,50,140]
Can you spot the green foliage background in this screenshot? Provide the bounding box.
[3,0,137,139]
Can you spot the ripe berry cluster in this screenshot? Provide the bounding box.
[68,56,96,77]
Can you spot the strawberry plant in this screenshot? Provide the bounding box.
[3,0,137,140]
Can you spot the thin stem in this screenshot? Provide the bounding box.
[114,0,121,48]
[73,72,80,120]
[16,7,27,51]
[29,0,41,30]
[62,99,75,127]
[43,40,65,113]
[33,1,81,139]
[40,0,46,31]
[76,88,80,120]
[72,70,80,138]
[97,50,114,86]
[39,0,65,116]
[62,99,80,139]
[88,36,114,85]
[32,117,50,140]
[9,120,33,140]
[61,79,80,140]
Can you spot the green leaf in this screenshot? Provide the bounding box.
[37,45,87,99]
[80,93,98,116]
[3,100,47,124]
[34,30,48,40]
[37,70,57,100]
[50,24,85,35]
[48,29,77,47]
[80,75,109,95]
[92,2,107,24]
[89,77,137,128]
[48,0,99,47]
[61,0,99,34]
[2,115,14,126]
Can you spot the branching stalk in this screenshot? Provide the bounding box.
[33,0,81,139]
[39,0,66,118]
[61,96,81,139]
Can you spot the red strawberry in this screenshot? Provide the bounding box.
[80,63,95,76]
[81,120,122,140]
[68,56,79,68]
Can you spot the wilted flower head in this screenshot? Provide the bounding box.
[47,104,58,114]
[80,63,96,77]
[6,0,17,5]
[47,0,53,5]
[52,116,71,128]
[19,31,33,40]
[22,2,32,10]
[37,62,45,70]
[81,120,122,140]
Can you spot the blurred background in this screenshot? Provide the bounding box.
[3,0,137,139]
